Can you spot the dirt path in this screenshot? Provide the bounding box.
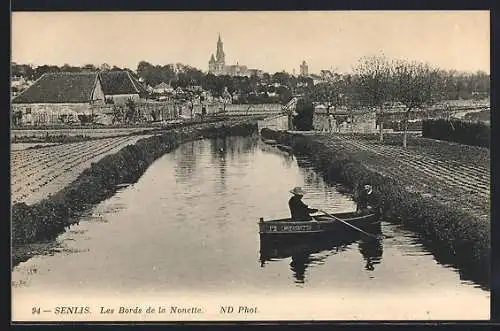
[11,135,153,205]
[312,133,490,222]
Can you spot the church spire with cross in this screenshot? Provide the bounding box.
[216,33,225,65]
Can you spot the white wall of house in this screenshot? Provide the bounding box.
[153,88,173,94]
[107,94,141,105]
[91,80,106,103]
[12,103,96,125]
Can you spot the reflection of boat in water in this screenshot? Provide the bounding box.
[358,237,383,271]
[259,212,382,284]
[259,226,384,283]
[260,231,359,262]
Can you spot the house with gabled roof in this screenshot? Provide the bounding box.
[153,82,173,94]
[12,70,149,125]
[12,72,106,125]
[99,70,149,104]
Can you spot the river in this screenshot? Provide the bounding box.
[11,135,489,321]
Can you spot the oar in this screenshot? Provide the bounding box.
[318,209,382,239]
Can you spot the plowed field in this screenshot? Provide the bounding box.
[313,133,490,222]
[11,135,153,205]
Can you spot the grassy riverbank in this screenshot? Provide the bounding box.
[10,116,244,143]
[261,128,490,288]
[12,120,258,266]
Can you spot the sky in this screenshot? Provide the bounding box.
[11,11,490,75]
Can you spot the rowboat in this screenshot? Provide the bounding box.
[261,139,278,145]
[258,211,380,237]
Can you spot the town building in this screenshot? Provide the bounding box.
[153,82,174,94]
[300,60,309,76]
[208,35,263,77]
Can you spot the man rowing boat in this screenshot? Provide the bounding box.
[354,184,373,214]
[288,187,318,221]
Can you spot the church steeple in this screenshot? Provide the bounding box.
[216,34,225,65]
[209,34,227,74]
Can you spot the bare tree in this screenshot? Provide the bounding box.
[221,86,232,114]
[353,55,392,141]
[307,79,346,114]
[390,59,442,148]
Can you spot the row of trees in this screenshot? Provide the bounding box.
[303,55,490,148]
[12,59,488,104]
[11,63,128,81]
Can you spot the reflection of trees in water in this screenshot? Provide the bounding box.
[239,135,259,156]
[358,238,383,271]
[295,156,342,204]
[209,136,260,192]
[196,138,206,155]
[281,154,294,168]
[259,142,295,168]
[295,157,323,188]
[211,136,258,162]
[210,137,228,192]
[174,141,198,181]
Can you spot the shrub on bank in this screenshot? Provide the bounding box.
[422,119,490,148]
[261,128,490,285]
[12,121,258,248]
[292,98,315,131]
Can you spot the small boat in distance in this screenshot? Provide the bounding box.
[261,139,278,145]
[258,211,380,236]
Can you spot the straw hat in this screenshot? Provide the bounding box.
[364,184,373,195]
[290,186,306,196]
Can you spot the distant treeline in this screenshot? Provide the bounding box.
[12,61,314,105]
[12,60,490,108]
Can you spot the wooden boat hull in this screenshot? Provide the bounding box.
[258,211,380,237]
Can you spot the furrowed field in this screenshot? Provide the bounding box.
[11,135,153,205]
[317,132,490,222]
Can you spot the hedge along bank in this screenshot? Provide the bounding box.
[260,128,490,288]
[422,118,490,148]
[11,121,258,261]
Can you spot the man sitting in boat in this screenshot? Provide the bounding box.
[354,184,373,214]
[288,187,318,221]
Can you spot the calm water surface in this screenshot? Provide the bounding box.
[12,135,489,320]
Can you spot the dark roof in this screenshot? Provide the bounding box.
[12,72,98,103]
[99,71,148,95]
